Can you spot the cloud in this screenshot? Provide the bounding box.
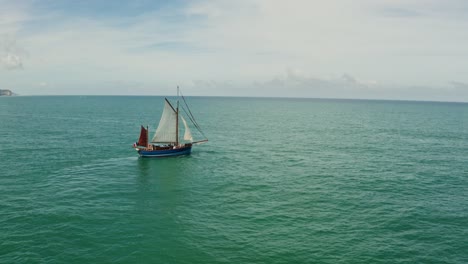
[0,53,22,69]
[0,1,30,71]
[249,70,380,98]
[450,81,468,90]
[1,0,468,101]
[231,69,468,102]
[0,35,26,70]
[186,69,382,98]
[379,7,421,18]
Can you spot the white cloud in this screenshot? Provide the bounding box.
[0,53,22,69]
[189,69,468,102]
[1,0,468,101]
[0,35,26,70]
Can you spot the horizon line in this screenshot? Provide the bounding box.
[3,94,468,104]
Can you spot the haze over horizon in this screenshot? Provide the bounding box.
[1,0,468,102]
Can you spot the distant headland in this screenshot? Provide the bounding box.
[0,89,15,96]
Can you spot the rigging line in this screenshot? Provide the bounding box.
[181,105,207,139]
[180,92,197,126]
[179,90,208,140]
[181,105,208,139]
[181,106,198,128]
[181,102,208,138]
[179,91,200,128]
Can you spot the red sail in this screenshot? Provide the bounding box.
[137,126,148,147]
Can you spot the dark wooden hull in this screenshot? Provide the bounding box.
[137,145,192,158]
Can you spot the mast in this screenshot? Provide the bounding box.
[147,125,149,148]
[176,86,179,146]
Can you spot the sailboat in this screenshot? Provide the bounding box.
[133,87,208,157]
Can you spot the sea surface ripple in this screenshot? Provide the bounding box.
[0,96,467,263]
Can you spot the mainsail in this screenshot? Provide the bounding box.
[137,126,148,147]
[181,116,193,142]
[152,100,177,143]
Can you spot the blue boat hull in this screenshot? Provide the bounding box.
[138,145,192,158]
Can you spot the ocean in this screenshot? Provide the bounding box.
[0,96,467,263]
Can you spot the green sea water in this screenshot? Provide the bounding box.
[0,96,467,263]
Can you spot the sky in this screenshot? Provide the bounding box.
[1,0,468,101]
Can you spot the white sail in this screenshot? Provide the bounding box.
[181,116,193,142]
[151,100,177,143]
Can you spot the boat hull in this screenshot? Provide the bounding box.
[138,145,192,158]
